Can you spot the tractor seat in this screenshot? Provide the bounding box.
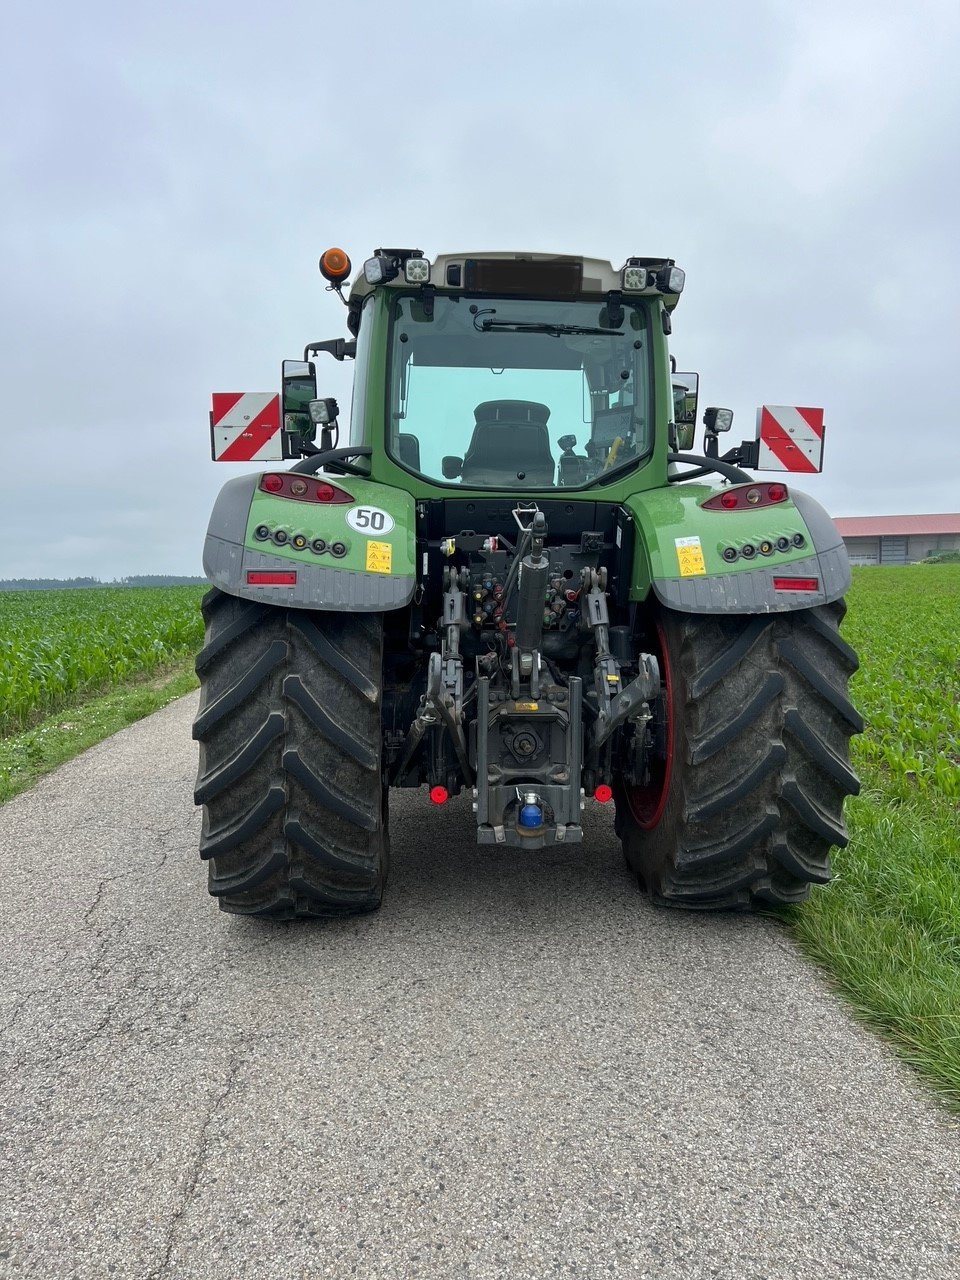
[459,400,555,486]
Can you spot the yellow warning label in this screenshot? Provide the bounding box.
[514,701,539,711]
[365,540,393,574]
[675,536,706,577]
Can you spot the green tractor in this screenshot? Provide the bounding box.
[195,248,862,918]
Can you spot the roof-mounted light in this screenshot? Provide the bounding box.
[403,256,431,284]
[318,247,352,282]
[363,253,399,285]
[621,265,648,291]
[656,265,685,294]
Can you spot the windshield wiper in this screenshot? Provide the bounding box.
[474,317,622,337]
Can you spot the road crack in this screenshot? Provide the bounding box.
[147,1042,247,1279]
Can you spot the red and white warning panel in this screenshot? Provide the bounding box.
[756,406,825,473]
[210,393,284,462]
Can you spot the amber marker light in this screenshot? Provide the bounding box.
[319,247,352,281]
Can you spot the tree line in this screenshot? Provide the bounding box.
[0,576,207,591]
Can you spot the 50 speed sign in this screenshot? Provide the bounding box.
[346,506,395,536]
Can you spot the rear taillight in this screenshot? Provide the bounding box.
[701,483,790,512]
[259,474,353,504]
[773,577,819,592]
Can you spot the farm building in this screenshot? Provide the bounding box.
[833,514,960,565]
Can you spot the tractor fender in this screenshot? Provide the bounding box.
[623,485,851,614]
[202,472,417,611]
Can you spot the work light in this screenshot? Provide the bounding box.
[622,265,647,291]
[363,254,399,285]
[404,256,431,283]
[656,265,685,294]
[308,398,339,425]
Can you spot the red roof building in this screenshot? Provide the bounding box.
[832,514,960,565]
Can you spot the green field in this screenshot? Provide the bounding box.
[790,564,960,1105]
[0,586,205,736]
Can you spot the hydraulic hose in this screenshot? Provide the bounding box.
[289,446,372,476]
[667,452,753,484]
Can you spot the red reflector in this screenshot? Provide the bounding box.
[246,571,297,585]
[594,784,613,803]
[773,577,819,591]
[429,786,449,805]
[262,474,284,493]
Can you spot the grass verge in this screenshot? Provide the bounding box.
[0,659,198,806]
[785,566,960,1110]
[786,773,960,1109]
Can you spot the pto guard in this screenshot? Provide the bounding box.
[625,485,851,614]
[203,472,417,611]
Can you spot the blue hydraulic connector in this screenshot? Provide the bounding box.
[518,792,544,829]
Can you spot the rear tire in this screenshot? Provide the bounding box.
[614,601,862,910]
[193,589,387,918]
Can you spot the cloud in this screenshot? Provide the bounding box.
[1,0,958,577]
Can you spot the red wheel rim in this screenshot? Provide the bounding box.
[625,621,673,830]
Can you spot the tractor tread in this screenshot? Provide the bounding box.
[192,594,386,918]
[193,711,284,804]
[779,637,865,732]
[688,743,786,821]
[688,615,773,698]
[283,748,378,832]
[687,674,784,763]
[783,707,861,795]
[285,816,380,878]
[283,674,378,769]
[617,602,861,910]
[199,784,286,860]
[290,614,380,703]
[192,641,287,740]
[195,599,271,673]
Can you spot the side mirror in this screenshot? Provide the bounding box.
[281,359,318,450]
[704,407,734,434]
[282,360,317,414]
[441,455,463,479]
[674,422,696,451]
[672,372,699,426]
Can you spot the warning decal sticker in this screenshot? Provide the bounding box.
[365,541,393,574]
[675,536,706,577]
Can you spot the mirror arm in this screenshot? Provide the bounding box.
[303,339,357,362]
[724,438,760,469]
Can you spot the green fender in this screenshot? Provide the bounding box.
[203,472,417,610]
[622,484,851,613]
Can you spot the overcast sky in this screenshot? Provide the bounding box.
[2,0,958,579]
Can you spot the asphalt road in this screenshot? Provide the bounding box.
[2,694,958,1279]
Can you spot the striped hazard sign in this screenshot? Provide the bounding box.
[756,406,825,474]
[210,392,283,462]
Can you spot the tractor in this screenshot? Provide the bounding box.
[195,248,862,917]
